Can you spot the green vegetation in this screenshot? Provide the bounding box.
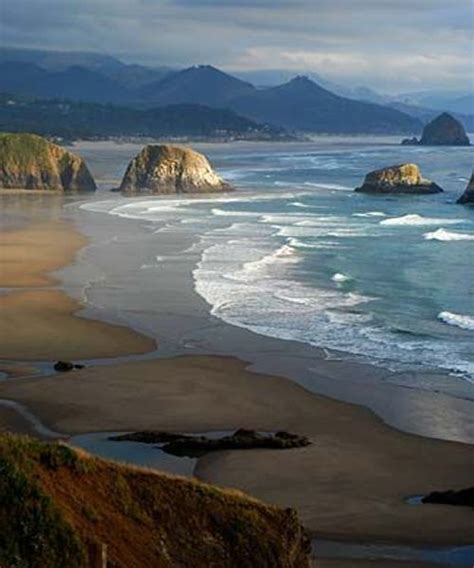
[0,433,310,567]
[0,435,86,568]
[0,94,290,141]
[0,132,53,169]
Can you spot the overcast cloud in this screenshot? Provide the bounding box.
[0,0,472,93]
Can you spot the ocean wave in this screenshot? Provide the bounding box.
[277,225,368,238]
[287,238,340,250]
[380,214,464,227]
[332,273,352,283]
[303,182,352,191]
[211,208,261,218]
[290,201,310,208]
[424,228,474,242]
[438,311,474,331]
[353,211,386,218]
[227,244,299,282]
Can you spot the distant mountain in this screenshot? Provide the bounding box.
[104,64,175,89]
[140,65,256,107]
[0,53,441,134]
[229,76,421,134]
[0,94,290,141]
[0,47,123,72]
[388,101,474,132]
[430,94,474,116]
[395,89,473,116]
[0,62,133,103]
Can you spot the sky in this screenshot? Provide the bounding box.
[1,0,473,93]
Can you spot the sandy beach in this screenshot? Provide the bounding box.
[0,222,155,361]
[0,210,473,567]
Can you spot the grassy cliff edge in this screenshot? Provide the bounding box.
[0,433,310,567]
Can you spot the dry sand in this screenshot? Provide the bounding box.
[0,221,86,287]
[0,222,155,361]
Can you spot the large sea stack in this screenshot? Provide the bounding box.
[120,144,231,194]
[0,132,96,191]
[402,113,470,146]
[458,172,474,204]
[355,163,443,194]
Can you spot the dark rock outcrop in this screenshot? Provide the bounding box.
[422,487,474,508]
[402,113,470,146]
[54,361,85,372]
[0,132,96,191]
[355,163,443,194]
[119,144,231,194]
[110,429,311,457]
[457,172,474,204]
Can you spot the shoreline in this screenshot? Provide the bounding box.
[62,198,474,444]
[0,202,473,563]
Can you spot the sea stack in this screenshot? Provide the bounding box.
[355,163,443,194]
[120,144,231,194]
[457,172,474,204]
[0,132,96,191]
[402,113,470,146]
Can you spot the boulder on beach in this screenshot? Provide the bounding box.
[355,163,443,194]
[422,487,474,508]
[457,172,474,205]
[0,132,96,191]
[402,113,470,146]
[119,144,232,194]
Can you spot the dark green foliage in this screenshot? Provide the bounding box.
[0,94,288,141]
[0,436,86,568]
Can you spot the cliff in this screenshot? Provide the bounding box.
[0,132,96,191]
[0,433,310,568]
[355,163,443,194]
[458,172,474,204]
[120,144,231,194]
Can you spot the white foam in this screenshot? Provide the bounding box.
[353,211,387,218]
[380,214,464,227]
[211,208,261,218]
[438,312,474,331]
[332,273,352,283]
[304,182,352,191]
[424,228,474,242]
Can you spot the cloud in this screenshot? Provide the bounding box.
[0,0,472,93]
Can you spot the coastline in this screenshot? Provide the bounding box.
[0,204,473,568]
[62,197,474,444]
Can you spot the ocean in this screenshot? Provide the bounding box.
[73,137,474,387]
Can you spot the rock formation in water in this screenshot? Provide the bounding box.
[0,132,96,191]
[457,172,474,204]
[355,163,443,194]
[402,113,470,146]
[119,144,231,194]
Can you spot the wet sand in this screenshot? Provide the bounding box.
[1,356,473,547]
[1,216,473,566]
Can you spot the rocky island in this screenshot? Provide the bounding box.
[355,163,443,194]
[402,112,470,146]
[0,132,96,191]
[457,172,474,204]
[119,144,231,194]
